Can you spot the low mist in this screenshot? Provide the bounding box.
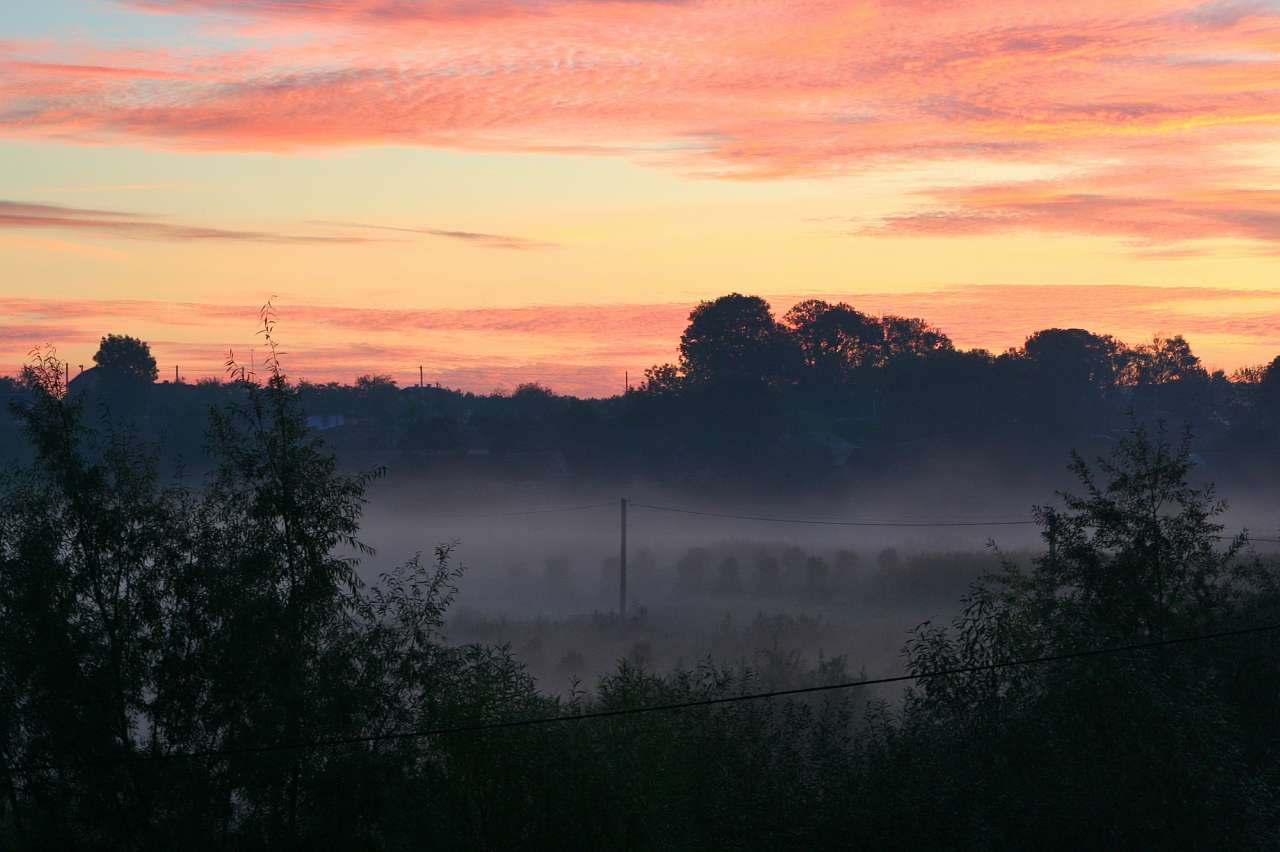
[357,467,1280,693]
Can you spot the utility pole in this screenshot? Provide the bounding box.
[175,364,180,384]
[619,497,628,616]
[65,363,70,387]
[419,365,424,390]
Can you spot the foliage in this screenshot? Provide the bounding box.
[897,423,1280,848]
[783,299,882,381]
[92,334,158,383]
[0,339,542,849]
[678,293,798,387]
[1127,335,1208,386]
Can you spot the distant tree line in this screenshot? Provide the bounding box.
[5,297,1280,489]
[627,294,1262,480]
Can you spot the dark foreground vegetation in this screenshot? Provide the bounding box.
[3,342,1280,850]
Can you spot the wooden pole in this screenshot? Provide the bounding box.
[619,497,628,616]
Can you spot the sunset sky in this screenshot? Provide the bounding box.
[3,0,1280,395]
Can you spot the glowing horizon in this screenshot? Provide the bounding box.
[4,0,1280,394]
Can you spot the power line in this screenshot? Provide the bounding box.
[409,500,1041,527]
[631,502,1037,527]
[14,621,1279,774]
[627,500,1280,539]
[408,498,1280,540]
[417,501,615,522]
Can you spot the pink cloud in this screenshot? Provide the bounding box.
[2,2,1280,247]
[120,0,691,23]
[857,167,1280,249]
[6,60,198,80]
[0,2,1272,159]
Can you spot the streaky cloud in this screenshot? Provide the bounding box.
[0,200,386,244]
[315,220,558,249]
[849,163,1280,252]
[121,0,693,20]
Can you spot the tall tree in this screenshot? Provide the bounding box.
[1127,335,1207,385]
[1022,328,1127,392]
[92,334,158,383]
[783,299,881,382]
[678,294,797,387]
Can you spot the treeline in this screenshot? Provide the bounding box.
[6,293,1280,488]
[2,343,1280,849]
[626,294,1280,477]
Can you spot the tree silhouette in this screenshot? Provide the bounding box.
[678,294,797,387]
[878,315,952,362]
[1022,328,1126,392]
[783,299,881,382]
[92,334,158,383]
[899,423,1279,848]
[638,363,683,396]
[1128,335,1207,385]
